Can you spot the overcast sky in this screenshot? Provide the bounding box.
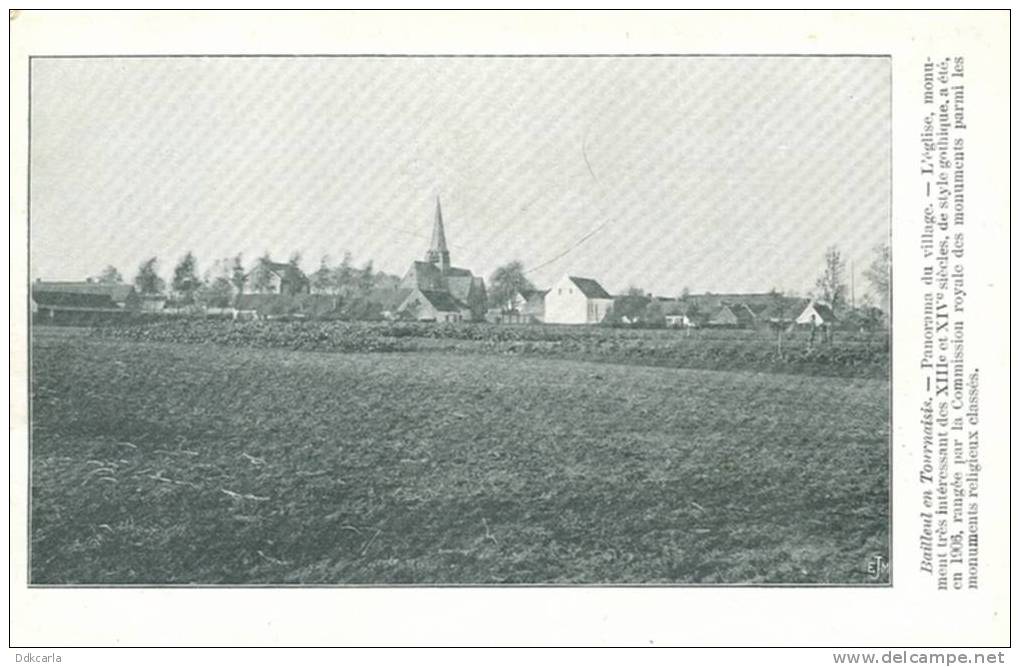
[30,56,889,296]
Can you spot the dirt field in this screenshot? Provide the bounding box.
[29,328,889,584]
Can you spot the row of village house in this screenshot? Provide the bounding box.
[30,273,840,330]
[31,199,848,329]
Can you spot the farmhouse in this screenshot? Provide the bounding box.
[488,288,549,324]
[399,289,473,322]
[139,294,167,312]
[544,275,614,325]
[674,292,808,329]
[32,281,139,322]
[395,198,487,322]
[708,303,758,328]
[246,261,310,296]
[796,301,838,327]
[656,299,705,328]
[233,293,342,320]
[519,289,549,323]
[756,300,810,327]
[664,311,699,328]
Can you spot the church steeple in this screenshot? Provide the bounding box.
[425,196,451,273]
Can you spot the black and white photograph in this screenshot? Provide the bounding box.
[26,54,893,586]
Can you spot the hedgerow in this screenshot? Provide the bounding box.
[91,319,888,379]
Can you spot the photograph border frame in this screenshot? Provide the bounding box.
[23,51,895,591]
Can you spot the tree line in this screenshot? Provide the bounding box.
[91,252,398,307]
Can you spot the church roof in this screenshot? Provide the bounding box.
[446,275,475,303]
[430,197,448,255]
[366,287,412,311]
[404,261,476,287]
[399,198,486,318]
[408,260,444,276]
[418,289,467,313]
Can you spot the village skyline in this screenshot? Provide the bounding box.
[29,56,889,295]
[42,228,885,308]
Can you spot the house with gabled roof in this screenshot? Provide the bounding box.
[708,302,759,328]
[398,288,472,322]
[245,261,310,296]
[488,288,550,324]
[674,292,807,329]
[518,288,549,323]
[656,298,706,329]
[796,301,838,327]
[544,275,614,324]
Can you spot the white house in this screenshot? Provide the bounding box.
[499,288,548,323]
[664,313,698,329]
[544,275,614,325]
[796,301,838,327]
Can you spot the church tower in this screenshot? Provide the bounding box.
[425,197,451,274]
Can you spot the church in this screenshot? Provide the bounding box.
[394,198,487,322]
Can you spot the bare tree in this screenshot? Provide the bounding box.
[815,246,848,312]
[864,243,891,313]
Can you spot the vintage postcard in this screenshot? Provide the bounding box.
[8,9,1010,650]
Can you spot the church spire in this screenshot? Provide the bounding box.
[426,196,451,273]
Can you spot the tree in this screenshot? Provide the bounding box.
[610,286,651,324]
[642,299,665,327]
[230,255,247,295]
[288,251,302,270]
[312,255,335,294]
[357,260,375,294]
[200,276,233,307]
[172,251,201,303]
[815,246,848,312]
[133,257,165,295]
[488,261,534,310]
[864,243,891,313]
[199,258,235,307]
[333,252,355,296]
[93,265,123,284]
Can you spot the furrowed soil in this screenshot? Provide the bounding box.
[30,329,889,584]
